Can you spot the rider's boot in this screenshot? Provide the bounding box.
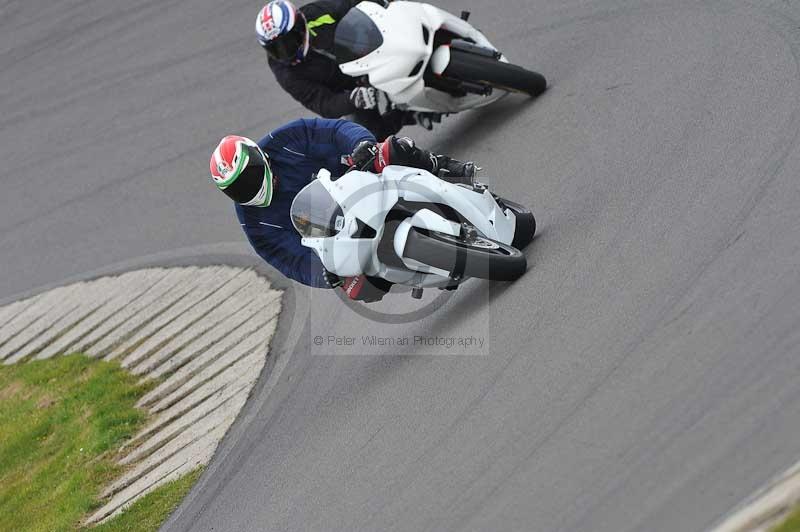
[432,155,477,186]
[411,112,443,131]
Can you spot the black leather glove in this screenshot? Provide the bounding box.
[349,87,393,115]
[347,140,379,170]
[341,275,392,303]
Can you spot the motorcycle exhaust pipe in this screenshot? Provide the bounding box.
[450,39,502,60]
[431,44,494,96]
[456,80,493,96]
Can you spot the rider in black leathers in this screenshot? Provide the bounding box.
[255,0,430,140]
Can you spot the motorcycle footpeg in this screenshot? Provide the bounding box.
[460,223,478,240]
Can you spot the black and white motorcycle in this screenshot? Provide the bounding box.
[335,1,547,116]
[290,165,535,298]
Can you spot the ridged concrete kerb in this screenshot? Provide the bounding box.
[0,266,282,524]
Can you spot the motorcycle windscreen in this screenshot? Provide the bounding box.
[334,8,384,63]
[291,179,346,239]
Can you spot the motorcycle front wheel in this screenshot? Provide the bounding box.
[494,196,536,249]
[445,49,547,97]
[403,227,527,281]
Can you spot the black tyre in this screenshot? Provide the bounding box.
[403,228,527,281]
[444,49,547,96]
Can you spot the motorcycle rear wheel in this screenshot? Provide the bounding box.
[445,49,547,97]
[403,227,527,281]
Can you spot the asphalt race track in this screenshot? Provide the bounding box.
[3,0,800,531]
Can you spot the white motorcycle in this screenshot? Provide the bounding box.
[334,1,547,115]
[290,166,536,298]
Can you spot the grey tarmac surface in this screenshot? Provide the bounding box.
[2,1,800,531]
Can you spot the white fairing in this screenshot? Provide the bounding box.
[338,1,509,113]
[300,168,398,277]
[299,167,520,288]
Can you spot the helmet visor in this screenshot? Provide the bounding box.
[222,145,273,206]
[266,16,307,62]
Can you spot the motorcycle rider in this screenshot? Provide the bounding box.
[209,117,476,302]
[255,0,437,140]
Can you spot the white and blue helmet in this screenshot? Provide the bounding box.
[255,1,309,64]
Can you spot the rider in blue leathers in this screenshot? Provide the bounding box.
[210,117,475,301]
[237,118,368,288]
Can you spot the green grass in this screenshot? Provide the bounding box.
[90,467,203,532]
[0,353,157,531]
[773,505,800,532]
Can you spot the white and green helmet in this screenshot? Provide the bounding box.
[210,135,274,207]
